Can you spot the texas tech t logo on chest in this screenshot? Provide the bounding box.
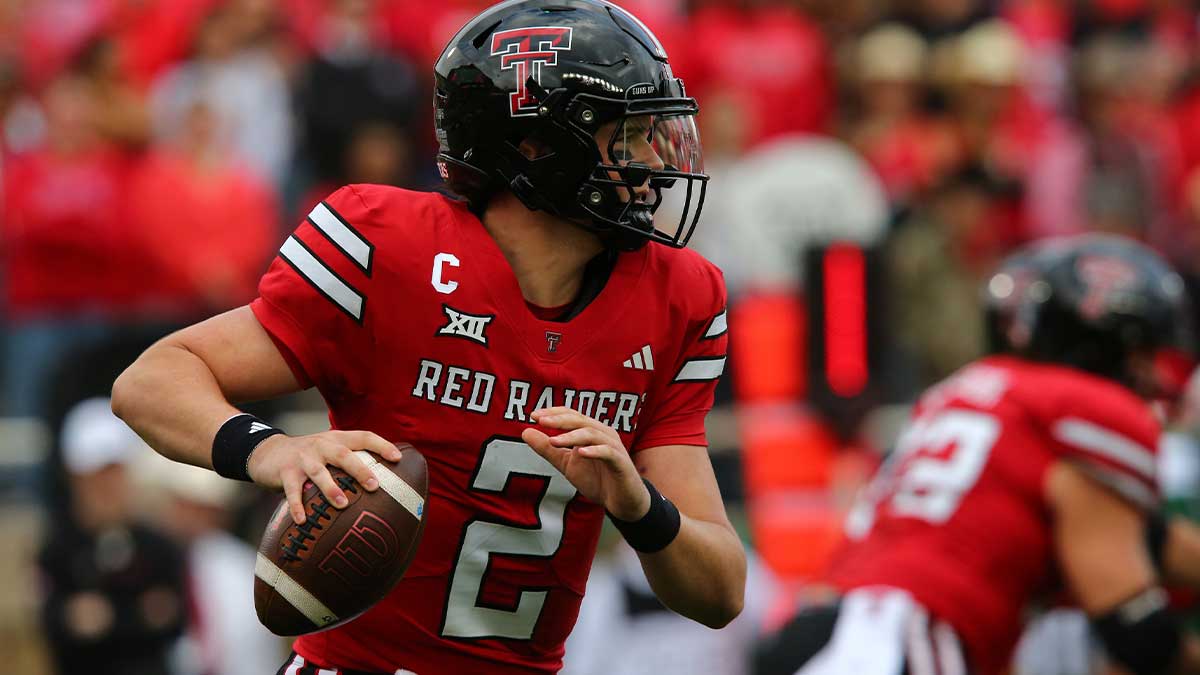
[438,305,494,346]
[490,26,573,117]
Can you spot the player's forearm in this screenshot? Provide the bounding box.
[111,339,241,469]
[637,515,746,628]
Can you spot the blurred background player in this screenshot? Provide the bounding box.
[754,234,1200,675]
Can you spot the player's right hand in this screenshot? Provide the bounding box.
[246,430,403,524]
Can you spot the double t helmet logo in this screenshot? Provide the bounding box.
[490,26,574,117]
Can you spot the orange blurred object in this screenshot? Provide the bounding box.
[729,291,807,403]
[741,406,843,582]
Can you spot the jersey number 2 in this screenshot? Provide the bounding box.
[848,409,1000,536]
[441,438,577,640]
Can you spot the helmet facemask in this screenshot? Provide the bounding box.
[487,83,709,251]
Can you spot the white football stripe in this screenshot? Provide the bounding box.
[674,357,726,382]
[354,451,424,520]
[280,236,364,320]
[254,553,339,627]
[641,345,655,370]
[705,309,728,338]
[1053,418,1157,480]
[309,202,372,272]
[283,655,304,675]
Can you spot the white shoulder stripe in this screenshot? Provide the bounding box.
[704,309,727,339]
[353,451,424,521]
[1052,418,1157,480]
[674,356,726,382]
[308,202,373,273]
[283,655,304,675]
[254,553,339,628]
[279,236,364,321]
[1074,463,1158,510]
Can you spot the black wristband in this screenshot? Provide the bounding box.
[1146,509,1169,573]
[212,413,284,482]
[608,478,682,553]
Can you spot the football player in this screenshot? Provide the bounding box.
[112,1,746,674]
[755,234,1200,675]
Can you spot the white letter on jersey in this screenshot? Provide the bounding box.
[412,360,444,401]
[594,392,616,426]
[467,372,496,414]
[612,393,640,434]
[533,386,555,412]
[505,381,531,422]
[440,367,470,409]
[432,252,461,294]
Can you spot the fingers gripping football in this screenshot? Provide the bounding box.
[247,430,404,524]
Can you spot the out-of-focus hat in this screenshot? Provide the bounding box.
[61,397,143,474]
[954,19,1025,85]
[857,23,928,82]
[149,455,238,509]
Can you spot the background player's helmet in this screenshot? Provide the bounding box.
[1020,234,1197,400]
[981,239,1068,354]
[434,0,707,250]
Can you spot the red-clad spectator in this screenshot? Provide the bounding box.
[672,0,833,149]
[1,74,137,319]
[150,3,294,188]
[73,37,151,149]
[127,100,277,317]
[844,23,958,206]
[1001,0,1072,114]
[110,0,220,89]
[935,19,1066,244]
[16,0,114,90]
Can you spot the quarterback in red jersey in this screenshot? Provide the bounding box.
[113,1,746,674]
[756,235,1200,675]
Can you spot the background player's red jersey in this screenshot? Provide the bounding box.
[250,185,728,673]
[827,355,1161,675]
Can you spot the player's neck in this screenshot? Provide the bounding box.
[482,193,606,308]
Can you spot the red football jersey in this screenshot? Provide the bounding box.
[250,185,727,673]
[827,355,1161,675]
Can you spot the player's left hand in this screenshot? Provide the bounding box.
[522,407,651,521]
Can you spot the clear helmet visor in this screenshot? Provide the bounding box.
[607,113,704,174]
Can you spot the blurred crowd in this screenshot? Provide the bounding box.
[4,0,1200,673]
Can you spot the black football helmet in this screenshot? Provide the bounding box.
[981,238,1069,354]
[434,0,707,250]
[1019,234,1196,400]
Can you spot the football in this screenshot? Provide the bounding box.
[253,443,428,636]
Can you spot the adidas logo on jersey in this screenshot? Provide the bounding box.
[623,345,655,371]
[249,422,273,434]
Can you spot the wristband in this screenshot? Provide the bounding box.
[608,478,681,553]
[212,413,284,482]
